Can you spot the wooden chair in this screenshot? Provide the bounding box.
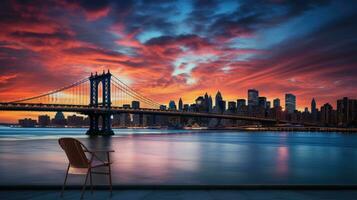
[58,138,114,199]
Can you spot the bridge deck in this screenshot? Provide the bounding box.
[0,103,279,122]
[0,103,317,126]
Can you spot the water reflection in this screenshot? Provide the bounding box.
[1,129,357,185]
[276,146,289,176]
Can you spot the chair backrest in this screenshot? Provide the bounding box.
[58,138,89,168]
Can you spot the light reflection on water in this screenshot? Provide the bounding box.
[1,126,357,185]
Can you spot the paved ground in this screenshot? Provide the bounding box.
[1,190,357,200]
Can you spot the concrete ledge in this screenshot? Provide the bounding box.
[1,185,357,190]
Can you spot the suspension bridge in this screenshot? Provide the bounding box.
[0,71,303,135]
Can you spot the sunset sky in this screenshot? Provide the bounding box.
[1,0,357,122]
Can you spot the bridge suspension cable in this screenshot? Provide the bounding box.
[111,81,160,108]
[111,75,161,109]
[5,73,161,109]
[9,78,90,105]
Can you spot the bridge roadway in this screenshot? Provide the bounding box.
[0,103,303,125]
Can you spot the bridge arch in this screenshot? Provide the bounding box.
[89,71,111,108]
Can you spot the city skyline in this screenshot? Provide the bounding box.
[0,86,355,123]
[14,88,357,128]
[1,1,357,122]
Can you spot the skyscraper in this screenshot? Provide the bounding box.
[228,101,237,112]
[248,89,259,107]
[195,96,206,112]
[311,98,317,113]
[215,91,225,112]
[168,100,177,110]
[337,97,357,126]
[266,101,271,109]
[320,103,334,126]
[131,101,140,109]
[215,91,222,106]
[258,97,267,108]
[273,98,280,108]
[237,99,246,108]
[311,98,317,121]
[203,93,211,112]
[285,94,296,114]
[237,99,247,116]
[178,98,183,111]
[208,95,213,112]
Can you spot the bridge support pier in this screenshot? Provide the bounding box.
[86,113,114,135]
[86,71,114,136]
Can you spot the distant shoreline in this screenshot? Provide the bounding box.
[1,125,357,133]
[211,127,357,133]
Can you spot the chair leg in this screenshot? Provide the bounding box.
[80,169,90,199]
[107,152,113,197]
[61,164,70,198]
[108,165,112,197]
[90,168,93,194]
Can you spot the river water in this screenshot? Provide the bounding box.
[0,126,357,185]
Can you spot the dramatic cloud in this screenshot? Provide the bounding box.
[0,0,357,122]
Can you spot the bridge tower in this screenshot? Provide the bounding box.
[86,70,114,135]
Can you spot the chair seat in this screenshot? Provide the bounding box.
[68,166,88,175]
[68,161,112,174]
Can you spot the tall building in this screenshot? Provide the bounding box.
[237,99,246,108]
[258,97,267,109]
[311,98,317,121]
[183,104,189,111]
[227,101,237,112]
[38,115,50,127]
[337,97,357,127]
[168,100,177,110]
[236,99,247,116]
[52,111,66,126]
[320,103,334,126]
[208,95,213,112]
[215,91,225,113]
[311,98,317,113]
[178,98,183,111]
[131,101,140,109]
[196,96,206,112]
[248,89,259,107]
[285,93,296,114]
[273,98,280,108]
[266,101,271,109]
[203,93,212,113]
